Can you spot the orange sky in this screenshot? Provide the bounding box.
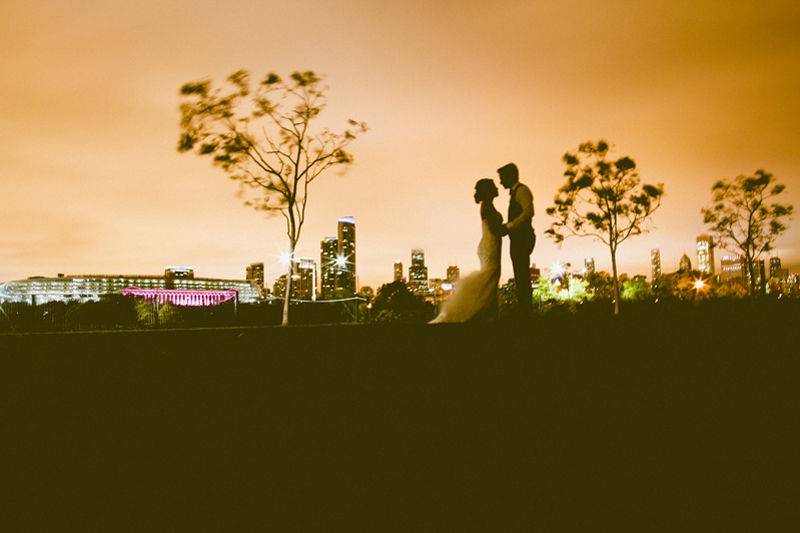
[2,0,799,288]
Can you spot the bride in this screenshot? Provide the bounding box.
[430,179,504,323]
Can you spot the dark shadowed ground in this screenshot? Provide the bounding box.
[3,302,800,531]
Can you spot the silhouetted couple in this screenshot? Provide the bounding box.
[431,163,535,323]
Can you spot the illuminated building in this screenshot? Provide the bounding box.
[246,262,265,296]
[769,257,788,280]
[0,270,262,305]
[320,237,338,299]
[121,287,237,307]
[446,265,460,283]
[427,278,454,305]
[750,259,767,294]
[696,235,715,275]
[650,249,661,281]
[335,216,356,297]
[720,255,745,280]
[165,266,194,279]
[292,258,317,301]
[273,275,287,298]
[679,253,692,273]
[584,258,595,275]
[393,261,404,282]
[408,248,428,294]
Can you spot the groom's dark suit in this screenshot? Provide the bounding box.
[507,182,535,315]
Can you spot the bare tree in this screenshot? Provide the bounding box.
[177,70,367,325]
[701,169,793,297]
[546,140,664,315]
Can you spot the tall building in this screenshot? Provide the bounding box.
[770,257,782,278]
[291,258,317,301]
[446,265,460,283]
[696,235,715,275]
[273,275,287,299]
[320,237,338,299]
[246,262,265,292]
[679,253,692,273]
[650,249,661,281]
[584,258,596,275]
[408,249,429,293]
[393,261,404,282]
[335,216,356,297]
[769,257,788,280]
[720,255,746,280]
[749,259,767,294]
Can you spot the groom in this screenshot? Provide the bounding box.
[498,163,535,317]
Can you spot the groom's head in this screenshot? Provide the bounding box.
[497,163,519,189]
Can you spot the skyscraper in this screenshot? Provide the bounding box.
[336,216,356,297]
[770,257,782,278]
[650,249,661,281]
[584,257,595,275]
[696,235,715,275]
[769,257,787,280]
[320,237,338,299]
[446,265,460,283]
[408,249,428,293]
[393,261,404,282]
[679,253,692,273]
[292,258,317,301]
[246,262,264,287]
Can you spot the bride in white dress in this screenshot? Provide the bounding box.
[431,179,504,323]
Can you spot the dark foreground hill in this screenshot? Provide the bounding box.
[3,303,800,531]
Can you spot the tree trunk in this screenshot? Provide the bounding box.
[281,244,295,326]
[610,247,620,315]
[745,251,757,298]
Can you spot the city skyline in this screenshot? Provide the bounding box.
[2,1,799,289]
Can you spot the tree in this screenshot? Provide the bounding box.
[177,70,367,325]
[701,169,793,297]
[545,140,664,314]
[622,277,652,301]
[370,281,434,323]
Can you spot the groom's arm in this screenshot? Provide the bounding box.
[505,185,534,231]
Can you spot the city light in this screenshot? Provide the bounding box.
[693,279,706,291]
[550,261,565,278]
[278,251,293,266]
[335,255,348,269]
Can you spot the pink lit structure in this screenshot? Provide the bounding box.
[121,287,237,307]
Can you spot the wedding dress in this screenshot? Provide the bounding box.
[430,205,502,323]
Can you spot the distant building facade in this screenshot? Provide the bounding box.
[336,216,356,297]
[246,262,265,296]
[446,265,460,283]
[769,257,788,280]
[650,249,661,281]
[679,253,692,273]
[393,261,404,283]
[720,255,746,280]
[292,258,317,301]
[408,249,428,294]
[696,235,715,275]
[320,237,338,299]
[0,270,262,305]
